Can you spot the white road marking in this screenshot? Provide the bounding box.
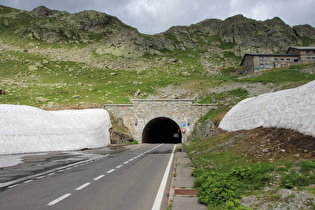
[93,175,105,181]
[48,193,71,206]
[75,182,90,191]
[36,176,45,179]
[107,169,115,174]
[123,161,129,164]
[152,144,176,210]
[8,184,18,189]
[116,164,123,169]
[24,180,33,184]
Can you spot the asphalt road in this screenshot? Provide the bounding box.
[0,144,176,210]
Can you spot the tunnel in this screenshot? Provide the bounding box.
[142,117,182,143]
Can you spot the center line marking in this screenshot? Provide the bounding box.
[8,184,18,189]
[48,193,71,206]
[107,169,115,174]
[75,182,90,191]
[93,175,105,181]
[116,164,123,169]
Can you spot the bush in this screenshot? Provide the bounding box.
[281,168,315,189]
[228,88,249,98]
[229,163,273,190]
[193,170,243,207]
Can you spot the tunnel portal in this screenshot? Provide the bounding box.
[142,117,182,143]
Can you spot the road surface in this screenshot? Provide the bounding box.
[0,144,176,210]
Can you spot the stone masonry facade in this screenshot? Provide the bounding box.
[104,99,215,143]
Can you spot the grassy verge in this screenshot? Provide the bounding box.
[184,67,315,208]
[184,131,315,209]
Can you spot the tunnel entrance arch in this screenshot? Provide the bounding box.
[142,117,182,143]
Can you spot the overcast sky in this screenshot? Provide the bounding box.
[1,0,314,34]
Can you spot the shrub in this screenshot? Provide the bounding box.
[193,170,243,207]
[228,88,249,98]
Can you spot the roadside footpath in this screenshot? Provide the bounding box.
[169,144,207,210]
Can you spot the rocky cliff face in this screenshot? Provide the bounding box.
[1,5,315,61]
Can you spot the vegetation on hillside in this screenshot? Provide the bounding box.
[185,128,315,209]
[1,5,315,209]
[1,5,315,109]
[184,69,315,209]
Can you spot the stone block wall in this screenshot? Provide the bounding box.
[104,99,215,143]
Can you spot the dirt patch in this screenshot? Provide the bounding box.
[223,127,315,161]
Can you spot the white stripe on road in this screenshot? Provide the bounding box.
[93,175,105,181]
[116,164,123,169]
[48,193,71,206]
[23,180,33,184]
[75,183,90,191]
[107,169,115,174]
[8,184,19,189]
[45,144,166,207]
[151,144,176,210]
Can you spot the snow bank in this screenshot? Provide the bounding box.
[219,80,315,137]
[0,105,112,154]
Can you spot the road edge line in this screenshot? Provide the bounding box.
[151,144,176,210]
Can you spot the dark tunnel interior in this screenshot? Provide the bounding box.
[142,117,182,143]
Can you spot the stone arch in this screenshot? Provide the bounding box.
[142,117,182,143]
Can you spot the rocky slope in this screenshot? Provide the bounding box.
[1,5,315,108]
[1,5,315,58]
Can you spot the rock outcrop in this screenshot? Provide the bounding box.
[1,5,314,57]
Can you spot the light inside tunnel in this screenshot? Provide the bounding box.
[142,117,182,143]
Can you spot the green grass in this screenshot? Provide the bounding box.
[184,134,315,208]
[238,69,315,84]
[0,49,215,106]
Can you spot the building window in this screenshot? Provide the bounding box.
[280,58,284,62]
[274,58,278,61]
[287,58,291,62]
[264,57,269,60]
[294,59,299,62]
[260,63,264,69]
[265,63,270,69]
[307,57,311,61]
[312,57,315,61]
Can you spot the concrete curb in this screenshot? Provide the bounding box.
[168,144,207,210]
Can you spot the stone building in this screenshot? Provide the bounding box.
[286,47,315,62]
[241,46,315,74]
[104,99,215,144]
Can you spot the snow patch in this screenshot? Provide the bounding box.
[219,81,315,137]
[0,105,112,155]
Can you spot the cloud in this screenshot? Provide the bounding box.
[0,0,314,34]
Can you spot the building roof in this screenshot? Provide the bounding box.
[286,46,315,53]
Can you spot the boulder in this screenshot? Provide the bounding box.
[35,97,50,102]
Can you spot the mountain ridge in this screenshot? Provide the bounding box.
[1,5,315,58]
[1,5,315,108]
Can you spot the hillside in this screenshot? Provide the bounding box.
[1,5,315,209]
[1,5,315,109]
